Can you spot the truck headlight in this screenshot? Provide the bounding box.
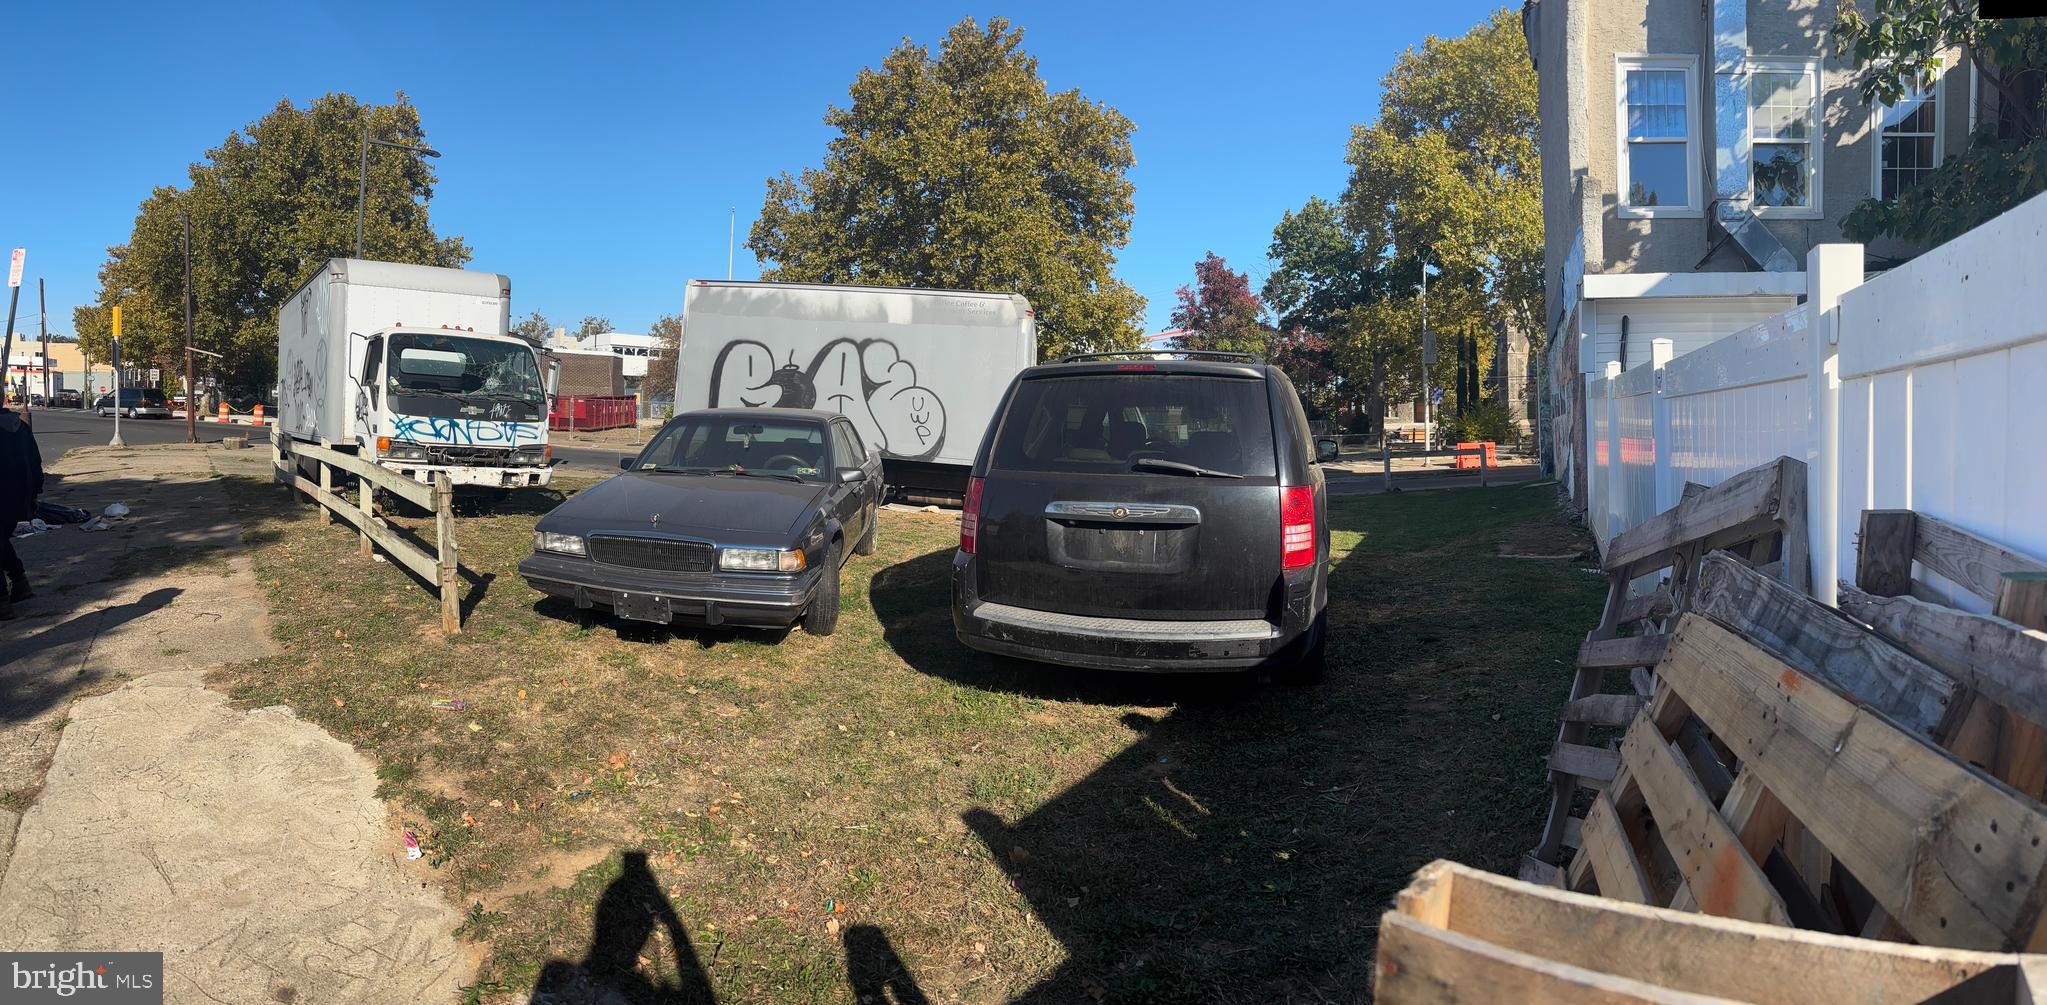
[534,531,585,556]
[718,547,805,572]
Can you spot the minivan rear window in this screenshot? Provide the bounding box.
[990,374,1276,477]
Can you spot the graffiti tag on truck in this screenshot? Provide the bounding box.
[389,415,544,445]
[707,338,946,460]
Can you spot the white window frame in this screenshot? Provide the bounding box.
[1869,71,1945,201]
[1614,54,1703,219]
[1748,57,1823,220]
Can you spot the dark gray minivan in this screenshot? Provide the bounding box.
[950,352,1330,678]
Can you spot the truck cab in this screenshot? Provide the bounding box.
[358,325,554,488]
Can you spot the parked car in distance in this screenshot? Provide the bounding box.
[519,408,884,635]
[94,388,172,418]
[951,351,1333,679]
[53,389,83,409]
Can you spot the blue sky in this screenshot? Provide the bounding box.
[1,1,1506,339]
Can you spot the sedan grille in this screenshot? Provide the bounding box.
[588,535,715,573]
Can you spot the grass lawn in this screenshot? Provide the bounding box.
[215,474,1602,1004]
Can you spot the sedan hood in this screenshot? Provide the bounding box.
[543,471,826,540]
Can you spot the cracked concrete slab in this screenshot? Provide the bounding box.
[0,672,471,1003]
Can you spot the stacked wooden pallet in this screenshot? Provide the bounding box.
[1379,456,2047,1000]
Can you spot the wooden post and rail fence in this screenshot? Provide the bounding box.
[271,425,465,634]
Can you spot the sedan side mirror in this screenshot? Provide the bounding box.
[838,467,866,484]
[618,457,634,470]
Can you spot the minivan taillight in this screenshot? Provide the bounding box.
[1281,485,1315,570]
[960,476,986,554]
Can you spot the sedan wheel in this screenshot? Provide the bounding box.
[801,541,843,636]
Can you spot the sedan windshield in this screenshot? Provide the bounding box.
[633,417,829,481]
[386,333,543,404]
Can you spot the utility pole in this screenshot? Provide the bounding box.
[109,306,125,448]
[183,210,198,443]
[38,278,48,408]
[1420,258,1432,457]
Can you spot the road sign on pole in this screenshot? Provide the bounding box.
[6,248,23,289]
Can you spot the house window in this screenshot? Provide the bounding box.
[1616,55,1700,216]
[1875,79,1941,200]
[1750,59,1821,216]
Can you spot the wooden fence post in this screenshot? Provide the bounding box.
[435,473,461,635]
[317,459,333,527]
[357,473,374,558]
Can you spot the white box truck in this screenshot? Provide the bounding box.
[279,259,555,488]
[675,280,1037,497]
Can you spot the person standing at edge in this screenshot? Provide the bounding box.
[0,405,43,618]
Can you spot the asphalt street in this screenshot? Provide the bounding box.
[19,407,251,458]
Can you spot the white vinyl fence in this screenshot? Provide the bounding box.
[1582,189,2047,602]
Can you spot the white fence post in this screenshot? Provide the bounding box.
[1806,243,1863,606]
[1604,360,1622,542]
[1649,338,1676,514]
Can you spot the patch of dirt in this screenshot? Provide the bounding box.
[473,844,614,912]
[1499,520,1594,559]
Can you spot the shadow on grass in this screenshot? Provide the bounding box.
[869,486,1607,1002]
[530,851,715,1005]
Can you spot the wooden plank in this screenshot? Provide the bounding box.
[1856,510,1917,597]
[1373,910,1728,1004]
[1657,614,2047,951]
[1995,575,2047,801]
[1621,720,1789,925]
[1690,551,1955,736]
[1532,578,1632,867]
[1616,586,1674,627]
[1580,792,1653,904]
[287,437,436,508]
[1604,457,1793,577]
[1516,855,1562,887]
[1561,693,1646,727]
[1838,584,2047,735]
[357,472,373,558]
[1667,773,1790,913]
[1673,717,1733,806]
[1550,742,1621,786]
[1776,464,1811,594]
[1916,513,2047,605]
[1398,860,2021,1005]
[295,471,442,583]
[1578,634,1670,671]
[435,474,461,635]
[1563,815,1584,851]
[317,458,333,527]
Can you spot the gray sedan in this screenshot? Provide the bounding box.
[518,408,884,635]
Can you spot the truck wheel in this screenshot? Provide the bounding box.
[801,541,843,637]
[854,503,878,556]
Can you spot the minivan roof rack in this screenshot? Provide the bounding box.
[1054,350,1262,364]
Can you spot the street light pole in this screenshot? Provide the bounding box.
[355,121,442,259]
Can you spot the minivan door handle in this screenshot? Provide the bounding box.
[1043,501,1201,525]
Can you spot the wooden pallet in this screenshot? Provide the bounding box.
[1523,456,1810,881]
[1376,860,2047,1004]
[1564,612,2047,951]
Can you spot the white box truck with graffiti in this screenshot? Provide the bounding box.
[675,280,1037,498]
[278,259,556,489]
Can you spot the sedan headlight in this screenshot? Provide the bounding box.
[534,530,586,556]
[718,547,806,572]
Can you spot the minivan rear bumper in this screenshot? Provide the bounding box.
[950,551,1321,672]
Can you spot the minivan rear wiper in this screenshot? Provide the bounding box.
[1131,457,1243,479]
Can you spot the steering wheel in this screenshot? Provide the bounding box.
[762,453,808,471]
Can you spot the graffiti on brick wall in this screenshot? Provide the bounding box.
[707,339,945,460]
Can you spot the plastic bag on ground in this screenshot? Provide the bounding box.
[102,503,131,519]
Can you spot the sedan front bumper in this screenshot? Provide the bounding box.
[519,550,821,628]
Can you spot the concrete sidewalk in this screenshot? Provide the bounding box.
[0,444,472,1003]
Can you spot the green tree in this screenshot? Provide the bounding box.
[1263,196,1383,422]
[512,310,554,345]
[1833,2,2047,245]
[1339,8,1542,417]
[747,16,1147,360]
[645,313,683,401]
[89,93,468,389]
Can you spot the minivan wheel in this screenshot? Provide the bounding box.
[801,541,843,636]
[1273,640,1326,686]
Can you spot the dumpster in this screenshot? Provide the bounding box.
[550,395,639,431]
